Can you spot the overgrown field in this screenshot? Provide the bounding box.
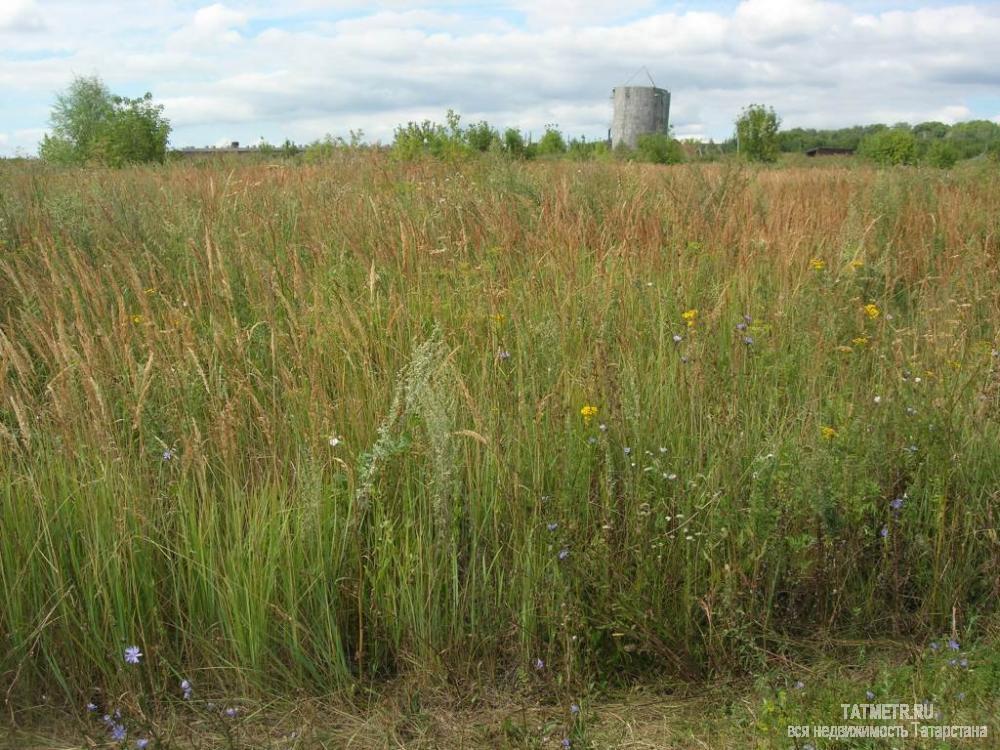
[1,156,998,714]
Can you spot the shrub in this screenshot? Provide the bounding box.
[858,129,918,166]
[635,133,684,164]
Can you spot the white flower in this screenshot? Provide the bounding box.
[873,396,881,404]
[328,436,341,448]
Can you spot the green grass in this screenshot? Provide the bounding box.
[0,155,998,733]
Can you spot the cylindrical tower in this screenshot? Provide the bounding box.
[610,86,670,150]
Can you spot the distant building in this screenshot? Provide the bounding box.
[175,141,258,157]
[610,85,671,150]
[805,147,855,157]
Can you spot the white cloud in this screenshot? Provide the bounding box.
[2,1,999,155]
[0,0,45,33]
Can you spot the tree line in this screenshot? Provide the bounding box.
[31,76,1000,168]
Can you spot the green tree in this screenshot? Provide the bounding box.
[922,140,958,169]
[535,126,566,157]
[39,75,170,166]
[635,132,684,164]
[735,104,781,162]
[858,128,917,166]
[502,127,526,158]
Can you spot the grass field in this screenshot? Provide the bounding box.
[1,154,998,747]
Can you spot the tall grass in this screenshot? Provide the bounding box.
[1,155,998,706]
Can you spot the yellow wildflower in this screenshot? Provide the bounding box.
[864,303,880,319]
[682,309,698,328]
[580,405,598,425]
[835,345,854,354]
[852,336,869,347]
[131,314,143,324]
[492,313,505,325]
[820,426,837,440]
[144,288,157,295]
[849,259,864,270]
[810,258,826,271]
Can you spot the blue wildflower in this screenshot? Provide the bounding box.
[136,740,149,749]
[86,702,98,712]
[866,691,875,700]
[547,522,558,532]
[890,497,904,510]
[562,739,571,749]
[181,679,193,700]
[672,334,683,344]
[162,448,175,461]
[623,447,631,456]
[570,703,580,715]
[558,548,569,561]
[224,707,238,718]
[123,646,142,665]
[743,336,754,346]
[794,680,805,690]
[948,639,960,651]
[110,724,127,742]
[880,526,888,538]
[533,657,544,671]
[929,642,940,651]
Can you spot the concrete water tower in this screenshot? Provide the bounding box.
[610,79,670,150]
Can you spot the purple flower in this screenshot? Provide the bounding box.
[547,522,558,532]
[136,740,149,749]
[162,448,175,461]
[959,658,969,668]
[866,690,875,700]
[735,322,747,332]
[224,707,238,718]
[558,548,569,561]
[561,739,572,749]
[742,336,754,346]
[880,526,888,538]
[672,334,683,344]
[181,679,193,700]
[102,714,112,725]
[533,657,545,671]
[890,497,904,510]
[948,639,960,651]
[110,724,127,742]
[498,350,511,361]
[86,702,98,712]
[929,642,940,651]
[123,646,142,665]
[570,703,580,715]
[793,680,805,690]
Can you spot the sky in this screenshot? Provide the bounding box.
[2,0,1000,156]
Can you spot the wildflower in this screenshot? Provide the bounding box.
[957,692,966,700]
[123,646,142,665]
[328,436,341,448]
[492,313,505,325]
[102,714,112,726]
[735,321,747,332]
[905,407,916,416]
[929,642,940,651]
[587,436,597,445]
[570,703,580,715]
[873,396,881,404]
[136,740,149,749]
[598,423,607,432]
[890,496,904,511]
[131,315,143,324]
[547,522,558,532]
[850,259,864,270]
[672,333,683,343]
[110,724,127,742]
[959,658,969,668]
[852,336,869,347]
[162,448,175,461]
[794,680,805,690]
[681,309,698,328]
[742,336,754,346]
[533,657,545,671]
[181,679,193,700]
[866,690,875,700]
[880,526,889,538]
[224,707,239,718]
[904,444,918,454]
[580,405,598,425]
[948,639,960,651]
[864,303,880,320]
[562,739,572,749]
[558,548,569,561]
[144,288,156,295]
[809,258,825,271]
[666,473,677,480]
[497,349,511,361]
[623,446,631,456]
[820,426,837,440]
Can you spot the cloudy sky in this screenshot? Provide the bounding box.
[1,0,999,155]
